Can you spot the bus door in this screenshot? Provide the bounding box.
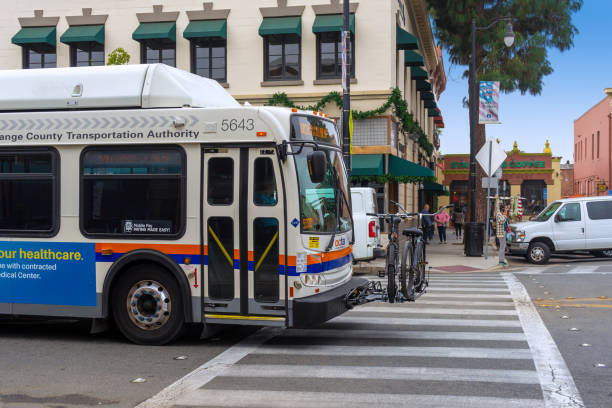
[202,146,286,324]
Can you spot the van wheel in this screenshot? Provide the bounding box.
[112,264,186,345]
[527,242,550,265]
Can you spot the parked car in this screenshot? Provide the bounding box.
[507,196,612,264]
[350,187,384,261]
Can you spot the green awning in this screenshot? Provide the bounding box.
[423,181,448,194]
[396,25,419,50]
[389,155,434,178]
[312,14,355,34]
[11,27,56,46]
[416,79,432,92]
[60,25,104,45]
[411,67,427,80]
[420,91,434,101]
[132,22,176,42]
[259,16,301,36]
[352,154,384,176]
[427,108,439,117]
[424,100,437,109]
[184,19,227,39]
[405,50,424,67]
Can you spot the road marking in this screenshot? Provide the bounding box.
[354,306,518,316]
[222,364,540,384]
[283,328,527,341]
[503,273,584,407]
[334,315,522,327]
[134,327,280,408]
[567,265,600,274]
[428,287,510,292]
[423,293,513,299]
[426,282,508,286]
[536,303,612,309]
[254,345,533,359]
[175,389,545,408]
[415,299,516,306]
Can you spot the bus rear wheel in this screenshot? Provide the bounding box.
[112,264,186,345]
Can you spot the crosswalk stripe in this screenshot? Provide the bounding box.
[353,306,518,316]
[425,282,508,287]
[427,287,510,292]
[222,364,540,384]
[423,293,512,298]
[503,273,584,407]
[283,329,527,342]
[175,389,545,408]
[414,299,516,307]
[254,345,533,359]
[335,315,522,327]
[567,265,599,274]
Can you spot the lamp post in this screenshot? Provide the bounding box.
[342,0,351,175]
[465,17,514,256]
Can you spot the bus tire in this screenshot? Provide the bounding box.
[112,263,186,345]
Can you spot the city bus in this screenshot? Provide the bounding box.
[0,64,363,345]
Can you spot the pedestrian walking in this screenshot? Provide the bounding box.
[453,206,465,239]
[421,204,433,244]
[496,204,509,267]
[434,207,450,243]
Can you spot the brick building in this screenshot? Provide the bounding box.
[560,160,574,197]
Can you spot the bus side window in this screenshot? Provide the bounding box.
[208,158,234,205]
[253,158,277,206]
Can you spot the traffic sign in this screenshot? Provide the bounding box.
[476,139,507,177]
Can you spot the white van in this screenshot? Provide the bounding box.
[351,188,384,261]
[507,196,612,264]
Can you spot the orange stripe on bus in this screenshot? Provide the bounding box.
[307,246,352,264]
[95,243,200,255]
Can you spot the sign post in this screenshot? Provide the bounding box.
[476,139,507,259]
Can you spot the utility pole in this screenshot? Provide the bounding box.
[342,0,351,175]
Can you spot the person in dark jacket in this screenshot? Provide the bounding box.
[421,204,433,244]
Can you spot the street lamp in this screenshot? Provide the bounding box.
[465,16,514,257]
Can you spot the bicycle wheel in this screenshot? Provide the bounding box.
[386,243,398,303]
[400,240,413,299]
[411,239,427,293]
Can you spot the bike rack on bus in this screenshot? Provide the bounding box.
[344,269,430,309]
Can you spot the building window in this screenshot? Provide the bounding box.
[80,146,185,238]
[264,34,300,81]
[0,148,59,236]
[191,37,226,82]
[140,39,175,67]
[71,42,105,67]
[316,31,354,79]
[597,131,600,158]
[592,134,594,160]
[23,44,56,69]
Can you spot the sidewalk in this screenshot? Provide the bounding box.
[353,228,505,274]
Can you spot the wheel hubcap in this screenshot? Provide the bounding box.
[127,280,171,330]
[531,247,544,262]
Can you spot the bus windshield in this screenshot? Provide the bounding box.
[532,202,562,222]
[295,147,351,234]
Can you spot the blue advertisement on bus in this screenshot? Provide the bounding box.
[0,241,96,306]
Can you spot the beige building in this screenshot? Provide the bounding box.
[1,0,446,213]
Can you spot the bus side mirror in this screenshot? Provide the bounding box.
[307,150,327,183]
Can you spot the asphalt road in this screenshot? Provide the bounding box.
[0,261,611,408]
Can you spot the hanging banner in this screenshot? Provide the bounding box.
[478,81,500,124]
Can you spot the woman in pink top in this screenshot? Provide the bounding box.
[434,209,450,243]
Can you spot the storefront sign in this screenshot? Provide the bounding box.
[449,159,548,170]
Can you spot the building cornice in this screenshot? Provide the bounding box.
[260,0,305,17]
[233,89,392,105]
[18,10,59,27]
[186,2,230,21]
[312,0,359,15]
[406,0,437,78]
[66,8,108,26]
[136,5,179,23]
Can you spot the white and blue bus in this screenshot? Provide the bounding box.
[0,64,362,344]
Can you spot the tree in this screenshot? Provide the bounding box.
[427,0,582,222]
[107,48,131,65]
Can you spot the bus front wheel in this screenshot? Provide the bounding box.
[112,264,186,345]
